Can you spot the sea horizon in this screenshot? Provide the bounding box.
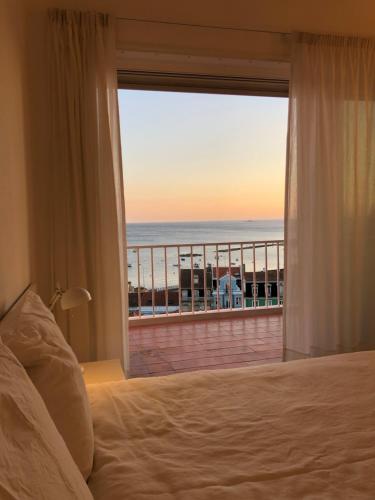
[127,219,284,245]
[127,217,283,225]
[126,219,284,289]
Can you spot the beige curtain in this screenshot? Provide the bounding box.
[47,9,129,372]
[284,33,375,359]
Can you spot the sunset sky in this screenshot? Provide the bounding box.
[119,90,288,223]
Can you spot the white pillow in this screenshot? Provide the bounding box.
[0,339,93,499]
[0,290,94,479]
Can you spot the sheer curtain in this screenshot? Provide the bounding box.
[47,9,129,371]
[284,33,375,359]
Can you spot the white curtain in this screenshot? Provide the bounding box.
[284,33,375,359]
[47,9,129,372]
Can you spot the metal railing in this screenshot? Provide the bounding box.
[127,239,284,319]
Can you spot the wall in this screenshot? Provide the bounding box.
[2,0,374,311]
[0,0,31,315]
[26,1,375,63]
[27,0,375,38]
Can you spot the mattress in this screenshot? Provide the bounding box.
[87,351,375,499]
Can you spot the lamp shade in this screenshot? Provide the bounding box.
[60,287,92,311]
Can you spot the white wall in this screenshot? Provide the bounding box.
[0,0,31,315]
[26,0,375,61]
[2,0,375,310]
[27,0,375,38]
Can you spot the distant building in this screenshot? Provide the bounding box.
[212,272,243,308]
[179,268,213,312]
[213,266,242,280]
[129,267,284,316]
[128,289,179,316]
[212,266,284,308]
[180,265,283,310]
[244,269,284,307]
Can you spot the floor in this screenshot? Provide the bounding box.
[129,313,283,378]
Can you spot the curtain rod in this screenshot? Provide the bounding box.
[116,16,291,37]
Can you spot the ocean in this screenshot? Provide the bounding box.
[126,220,284,289]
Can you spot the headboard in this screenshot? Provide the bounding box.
[0,283,33,321]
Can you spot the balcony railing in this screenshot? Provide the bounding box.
[127,240,284,320]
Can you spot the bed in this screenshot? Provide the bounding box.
[87,351,375,499]
[1,288,375,499]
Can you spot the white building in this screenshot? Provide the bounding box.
[213,272,243,309]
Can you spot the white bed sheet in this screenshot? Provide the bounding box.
[87,351,375,499]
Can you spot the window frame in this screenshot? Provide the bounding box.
[118,69,289,97]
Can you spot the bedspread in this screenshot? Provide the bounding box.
[87,351,375,499]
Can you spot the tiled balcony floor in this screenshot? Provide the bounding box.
[129,313,283,378]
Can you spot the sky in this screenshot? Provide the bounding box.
[118,90,288,223]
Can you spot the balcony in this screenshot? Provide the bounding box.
[129,314,282,377]
[127,240,284,377]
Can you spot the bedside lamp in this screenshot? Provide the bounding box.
[49,286,91,312]
[49,286,91,375]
